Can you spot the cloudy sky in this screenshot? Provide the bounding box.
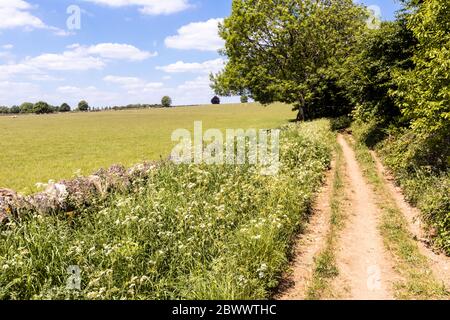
[0,0,401,107]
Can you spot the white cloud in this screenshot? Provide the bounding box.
[0,0,46,30]
[2,44,13,50]
[104,75,163,93]
[178,75,211,91]
[0,43,155,79]
[81,43,157,61]
[0,0,69,36]
[25,52,106,71]
[0,80,39,102]
[0,63,40,79]
[83,0,192,15]
[28,74,64,81]
[157,58,225,74]
[165,18,224,51]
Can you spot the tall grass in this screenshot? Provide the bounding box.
[0,120,334,300]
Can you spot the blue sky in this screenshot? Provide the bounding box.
[0,0,402,107]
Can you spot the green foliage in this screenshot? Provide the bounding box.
[330,115,352,132]
[60,103,71,113]
[392,0,450,135]
[33,101,54,115]
[161,96,172,108]
[78,100,89,112]
[19,102,34,114]
[10,106,20,114]
[211,0,367,120]
[0,120,334,299]
[240,95,249,104]
[340,19,416,124]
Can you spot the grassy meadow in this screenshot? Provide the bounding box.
[0,103,295,193]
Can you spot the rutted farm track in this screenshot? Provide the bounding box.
[278,134,450,300]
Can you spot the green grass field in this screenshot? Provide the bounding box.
[0,103,295,193]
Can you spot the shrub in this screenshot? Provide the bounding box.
[10,106,20,114]
[33,101,54,115]
[330,115,352,132]
[211,96,220,105]
[240,95,249,103]
[161,96,172,108]
[60,103,71,113]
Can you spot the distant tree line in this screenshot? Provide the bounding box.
[0,99,170,115]
[0,102,72,115]
[1,95,237,116]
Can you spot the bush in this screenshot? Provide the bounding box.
[33,101,54,115]
[240,95,249,103]
[161,96,172,108]
[60,103,71,113]
[0,106,9,114]
[10,106,20,114]
[351,119,386,149]
[19,102,34,114]
[330,115,352,131]
[78,100,89,112]
[211,96,220,105]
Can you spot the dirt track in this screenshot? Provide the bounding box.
[277,134,450,300]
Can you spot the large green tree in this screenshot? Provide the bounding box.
[211,0,367,120]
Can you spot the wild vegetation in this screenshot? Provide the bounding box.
[0,120,333,300]
[213,0,449,254]
[1,0,448,301]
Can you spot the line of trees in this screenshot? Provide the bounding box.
[0,99,172,115]
[0,102,71,115]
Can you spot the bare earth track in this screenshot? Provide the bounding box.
[278,134,450,300]
[330,135,397,299]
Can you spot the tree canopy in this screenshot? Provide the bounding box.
[211,0,367,120]
[78,100,89,112]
